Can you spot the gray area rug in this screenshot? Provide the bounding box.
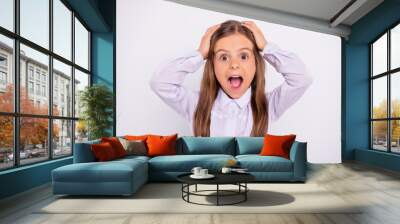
[37,183,362,214]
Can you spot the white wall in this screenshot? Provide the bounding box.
[116,0,341,163]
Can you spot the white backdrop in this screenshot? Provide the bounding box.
[116,0,341,163]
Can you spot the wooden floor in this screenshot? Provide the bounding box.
[1,162,400,224]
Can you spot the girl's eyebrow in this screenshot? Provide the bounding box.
[215,47,252,54]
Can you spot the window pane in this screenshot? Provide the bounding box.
[20,44,49,115]
[20,0,49,49]
[53,59,72,117]
[372,77,387,119]
[74,69,89,118]
[75,120,88,143]
[53,0,71,60]
[20,117,49,165]
[0,34,14,112]
[391,120,400,153]
[391,24,400,70]
[0,116,13,170]
[53,119,72,157]
[372,121,388,151]
[372,33,387,76]
[0,0,13,31]
[392,72,400,118]
[74,17,89,70]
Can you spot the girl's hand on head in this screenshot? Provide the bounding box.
[241,21,267,51]
[198,24,221,60]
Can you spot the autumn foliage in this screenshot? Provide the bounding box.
[0,84,59,150]
[372,99,400,142]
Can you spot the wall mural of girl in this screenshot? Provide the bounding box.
[150,20,313,137]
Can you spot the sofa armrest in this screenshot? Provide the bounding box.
[289,141,307,181]
[73,140,100,163]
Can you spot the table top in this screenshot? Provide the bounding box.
[177,172,255,185]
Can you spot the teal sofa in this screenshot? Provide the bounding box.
[52,136,307,196]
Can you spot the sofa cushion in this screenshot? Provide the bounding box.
[259,134,296,159]
[53,163,132,183]
[124,135,149,141]
[91,142,118,161]
[118,138,147,156]
[147,134,178,157]
[235,137,264,155]
[101,137,127,158]
[236,155,293,172]
[177,137,236,155]
[148,154,235,172]
[52,158,147,183]
[114,155,150,164]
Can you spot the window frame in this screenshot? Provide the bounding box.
[0,70,7,85]
[0,53,7,68]
[370,20,400,154]
[0,53,8,88]
[0,0,92,171]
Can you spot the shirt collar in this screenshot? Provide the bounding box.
[216,87,252,109]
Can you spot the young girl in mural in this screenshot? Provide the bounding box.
[150,20,313,137]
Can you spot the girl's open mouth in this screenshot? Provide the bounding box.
[228,75,243,89]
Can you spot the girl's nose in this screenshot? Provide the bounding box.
[230,63,239,69]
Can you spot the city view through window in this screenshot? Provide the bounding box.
[371,23,400,153]
[0,0,90,170]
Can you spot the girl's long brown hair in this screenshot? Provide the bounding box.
[193,20,268,137]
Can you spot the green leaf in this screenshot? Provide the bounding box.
[79,84,114,140]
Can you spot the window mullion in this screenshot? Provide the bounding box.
[49,0,53,160]
[388,30,391,152]
[370,45,373,149]
[14,0,20,167]
[71,10,76,155]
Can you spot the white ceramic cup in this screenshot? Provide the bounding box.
[200,169,208,176]
[191,167,202,176]
[221,167,232,173]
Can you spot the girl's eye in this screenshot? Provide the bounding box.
[219,54,228,61]
[217,53,249,62]
[241,53,249,60]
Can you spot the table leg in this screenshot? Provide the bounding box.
[181,184,183,199]
[217,184,219,206]
[245,183,247,201]
[188,184,190,202]
[195,184,197,192]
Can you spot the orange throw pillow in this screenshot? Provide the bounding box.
[101,137,127,158]
[146,134,178,157]
[259,134,296,159]
[91,142,117,161]
[124,135,149,141]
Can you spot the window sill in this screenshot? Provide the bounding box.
[0,156,72,176]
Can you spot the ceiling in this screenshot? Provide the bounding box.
[166,0,384,38]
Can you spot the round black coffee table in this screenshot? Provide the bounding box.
[177,172,255,206]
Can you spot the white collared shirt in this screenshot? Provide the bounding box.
[150,42,313,136]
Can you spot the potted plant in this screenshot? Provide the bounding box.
[79,84,113,140]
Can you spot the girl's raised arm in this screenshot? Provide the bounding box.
[262,42,313,122]
[242,21,313,121]
[149,51,204,122]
